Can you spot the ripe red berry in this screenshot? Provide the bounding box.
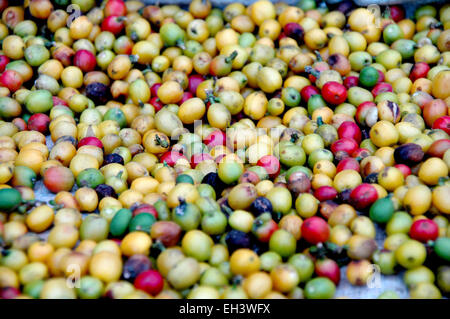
[410,219,439,243]
[134,270,164,296]
[321,81,347,105]
[301,216,330,244]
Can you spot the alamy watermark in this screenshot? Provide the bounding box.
[66,4,81,28]
[66,264,81,289]
[367,264,382,289]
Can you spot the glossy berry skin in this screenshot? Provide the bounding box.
[104,0,127,17]
[343,76,359,89]
[359,67,380,88]
[78,137,103,149]
[432,116,450,135]
[331,138,359,155]
[0,70,22,92]
[53,96,68,107]
[225,230,252,253]
[0,55,9,73]
[188,75,204,95]
[321,81,347,105]
[160,151,188,167]
[133,204,158,219]
[314,186,338,201]
[250,197,273,216]
[86,82,110,105]
[394,164,411,178]
[134,270,164,296]
[27,113,50,134]
[349,183,378,210]
[257,155,281,178]
[252,213,278,243]
[104,153,124,166]
[409,62,430,82]
[409,219,439,243]
[150,97,164,112]
[101,16,125,35]
[95,184,117,199]
[390,5,405,22]
[338,121,362,143]
[315,258,341,285]
[73,50,97,73]
[428,139,450,159]
[300,85,320,102]
[283,23,304,43]
[336,157,360,173]
[150,83,162,97]
[371,82,392,97]
[301,217,329,244]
